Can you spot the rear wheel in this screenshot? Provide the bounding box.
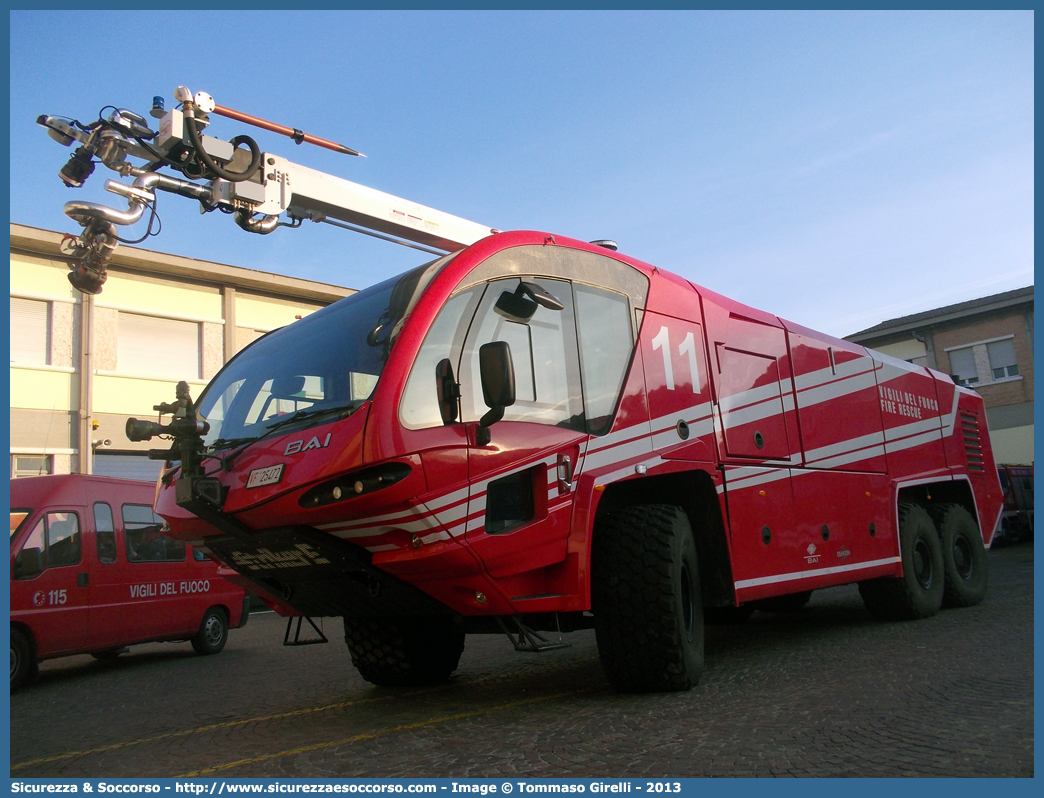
[592,504,704,693]
[343,616,465,687]
[931,504,988,608]
[192,608,229,655]
[859,504,944,621]
[11,628,35,692]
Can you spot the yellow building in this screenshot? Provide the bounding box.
[10,223,353,479]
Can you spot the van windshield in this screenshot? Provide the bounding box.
[10,510,30,539]
[197,255,450,447]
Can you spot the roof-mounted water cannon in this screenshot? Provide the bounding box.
[38,85,496,295]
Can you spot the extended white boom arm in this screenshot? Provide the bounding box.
[38,85,496,294]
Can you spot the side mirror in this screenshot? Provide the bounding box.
[14,547,43,579]
[477,341,516,445]
[494,281,564,323]
[435,358,460,425]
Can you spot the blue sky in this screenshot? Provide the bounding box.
[9,10,1033,338]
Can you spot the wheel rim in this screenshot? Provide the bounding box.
[912,537,934,590]
[681,561,696,642]
[953,535,974,581]
[11,644,18,681]
[203,616,224,647]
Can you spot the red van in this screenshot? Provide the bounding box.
[10,474,249,690]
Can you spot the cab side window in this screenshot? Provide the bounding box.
[14,512,81,578]
[460,278,584,431]
[93,502,117,564]
[123,504,185,563]
[574,284,634,435]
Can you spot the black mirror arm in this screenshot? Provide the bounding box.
[476,406,504,446]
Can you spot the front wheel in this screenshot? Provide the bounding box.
[592,504,704,693]
[11,628,36,692]
[192,608,229,655]
[343,616,465,687]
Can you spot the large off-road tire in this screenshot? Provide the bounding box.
[343,616,465,687]
[859,504,944,621]
[191,607,229,655]
[11,627,36,692]
[750,590,813,613]
[592,504,704,693]
[930,504,988,608]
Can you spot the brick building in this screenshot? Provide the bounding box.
[845,286,1034,465]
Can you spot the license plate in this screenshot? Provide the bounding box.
[246,464,284,489]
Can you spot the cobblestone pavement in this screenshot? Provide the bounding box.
[11,543,1033,778]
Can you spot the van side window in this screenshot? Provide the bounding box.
[123,504,185,563]
[93,503,117,564]
[45,512,81,568]
[14,512,82,578]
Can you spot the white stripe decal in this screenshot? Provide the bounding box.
[794,357,874,392]
[717,381,785,413]
[735,556,900,589]
[796,369,878,408]
[804,430,886,465]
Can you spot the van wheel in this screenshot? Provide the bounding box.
[91,649,122,661]
[11,628,36,692]
[192,608,229,655]
[930,504,988,608]
[343,616,464,687]
[859,504,944,621]
[592,504,704,693]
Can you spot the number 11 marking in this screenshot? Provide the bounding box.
[652,326,701,392]
[679,331,700,390]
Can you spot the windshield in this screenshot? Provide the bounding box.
[10,510,31,539]
[197,257,448,446]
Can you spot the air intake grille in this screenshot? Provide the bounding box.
[961,412,984,472]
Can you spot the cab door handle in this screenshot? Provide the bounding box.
[557,453,573,493]
[77,572,88,587]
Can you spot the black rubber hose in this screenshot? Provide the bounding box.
[183,110,261,182]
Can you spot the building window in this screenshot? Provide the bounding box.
[11,454,53,478]
[987,338,1019,380]
[10,297,50,366]
[947,346,979,386]
[946,336,1021,387]
[118,312,200,380]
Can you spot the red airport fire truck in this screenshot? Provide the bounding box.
[10,475,249,690]
[34,87,1004,692]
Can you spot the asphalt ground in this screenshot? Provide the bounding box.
[9,541,1033,778]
